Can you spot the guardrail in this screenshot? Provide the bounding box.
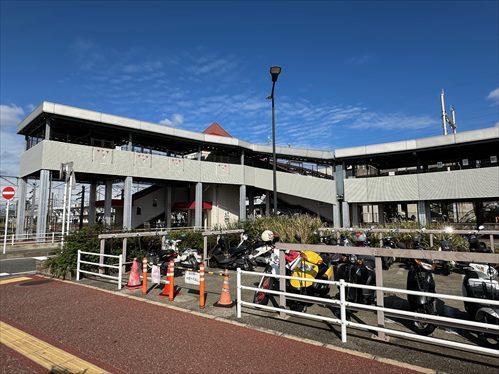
[1,232,63,248]
[273,243,498,343]
[236,269,499,357]
[76,250,123,290]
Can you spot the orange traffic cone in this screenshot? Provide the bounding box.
[214,269,234,308]
[126,258,141,289]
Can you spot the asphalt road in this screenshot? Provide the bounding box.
[0,276,414,374]
[0,257,40,276]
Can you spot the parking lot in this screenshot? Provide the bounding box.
[69,259,498,373]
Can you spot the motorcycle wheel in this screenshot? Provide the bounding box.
[253,276,272,305]
[287,299,306,313]
[477,313,499,348]
[413,304,437,336]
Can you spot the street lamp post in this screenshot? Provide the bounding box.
[269,66,281,216]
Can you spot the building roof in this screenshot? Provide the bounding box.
[203,123,232,137]
[17,101,498,161]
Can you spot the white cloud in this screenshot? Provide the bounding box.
[349,112,436,130]
[487,88,499,105]
[0,104,26,176]
[159,113,184,127]
[0,104,24,127]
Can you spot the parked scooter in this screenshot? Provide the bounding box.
[248,231,279,266]
[253,237,333,312]
[407,233,437,335]
[462,262,499,347]
[467,225,490,253]
[434,239,453,276]
[334,231,376,305]
[381,229,402,270]
[148,237,202,274]
[208,234,255,271]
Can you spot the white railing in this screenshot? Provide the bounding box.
[77,250,123,290]
[0,232,63,247]
[236,269,499,357]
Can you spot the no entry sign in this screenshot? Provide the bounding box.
[2,186,15,200]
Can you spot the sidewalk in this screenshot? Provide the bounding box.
[0,276,416,374]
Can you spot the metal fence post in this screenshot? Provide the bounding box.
[52,232,55,243]
[122,238,128,274]
[374,255,388,341]
[99,238,105,274]
[76,250,81,281]
[118,254,123,290]
[339,279,347,343]
[429,233,434,248]
[203,235,208,266]
[278,249,286,319]
[11,234,14,246]
[236,268,242,319]
[490,234,495,252]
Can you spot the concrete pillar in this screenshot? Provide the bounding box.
[265,191,271,216]
[45,119,51,140]
[378,204,385,224]
[452,202,459,223]
[195,182,202,228]
[333,204,341,228]
[239,184,246,221]
[351,203,359,227]
[342,201,350,228]
[123,176,132,230]
[165,185,172,228]
[88,183,97,225]
[248,190,255,218]
[15,177,27,239]
[36,170,50,240]
[417,201,430,227]
[104,180,113,227]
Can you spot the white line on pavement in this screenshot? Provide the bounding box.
[0,272,10,277]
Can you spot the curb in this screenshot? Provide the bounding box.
[42,275,437,374]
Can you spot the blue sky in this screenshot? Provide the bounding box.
[1,1,498,175]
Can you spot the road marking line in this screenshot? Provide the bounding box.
[0,321,108,374]
[0,276,31,285]
[32,256,48,261]
[0,272,10,276]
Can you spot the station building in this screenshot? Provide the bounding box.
[14,102,499,238]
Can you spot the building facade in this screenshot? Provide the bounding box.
[15,102,499,237]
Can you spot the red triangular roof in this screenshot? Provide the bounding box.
[203,122,232,137]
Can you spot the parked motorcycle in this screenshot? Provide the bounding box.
[406,237,437,335]
[467,225,490,253]
[208,234,255,271]
[148,237,201,274]
[462,262,499,347]
[381,229,402,270]
[434,239,453,276]
[334,231,376,305]
[253,245,333,313]
[248,230,280,266]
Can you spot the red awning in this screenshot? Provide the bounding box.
[173,201,212,210]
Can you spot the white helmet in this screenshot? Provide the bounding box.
[261,230,274,242]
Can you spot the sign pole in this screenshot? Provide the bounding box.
[3,199,10,254]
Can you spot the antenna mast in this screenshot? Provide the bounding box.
[440,89,448,135]
[440,89,457,135]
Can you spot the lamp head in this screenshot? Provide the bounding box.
[270,66,281,82]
